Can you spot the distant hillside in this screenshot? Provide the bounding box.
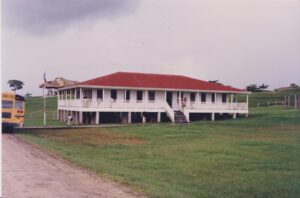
[249,88,300,107]
[25,96,65,126]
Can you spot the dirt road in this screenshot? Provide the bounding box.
[3,134,143,198]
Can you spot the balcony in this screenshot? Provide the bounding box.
[58,99,166,110]
[58,99,248,112]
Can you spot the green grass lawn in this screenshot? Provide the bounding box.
[17,107,300,198]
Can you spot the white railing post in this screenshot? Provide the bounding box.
[164,101,175,122]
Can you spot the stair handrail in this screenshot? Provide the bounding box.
[182,109,190,123]
[164,102,175,122]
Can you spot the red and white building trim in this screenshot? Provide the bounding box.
[57,72,249,124]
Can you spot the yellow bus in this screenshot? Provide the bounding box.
[2,92,25,131]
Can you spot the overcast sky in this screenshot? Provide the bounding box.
[2,0,300,96]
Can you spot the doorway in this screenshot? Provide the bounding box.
[166,91,173,107]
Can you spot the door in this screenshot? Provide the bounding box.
[166,91,173,107]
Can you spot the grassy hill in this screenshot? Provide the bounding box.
[25,96,65,126]
[249,87,300,107]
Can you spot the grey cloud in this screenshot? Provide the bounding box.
[2,0,138,34]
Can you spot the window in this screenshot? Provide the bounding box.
[16,101,24,109]
[222,93,227,103]
[190,93,196,102]
[111,90,117,100]
[201,93,206,102]
[76,89,80,99]
[211,93,215,103]
[137,90,143,101]
[148,91,155,101]
[97,89,103,99]
[2,100,13,109]
[2,112,11,119]
[83,89,92,99]
[71,89,75,99]
[125,90,130,101]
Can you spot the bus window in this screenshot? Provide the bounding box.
[2,100,13,109]
[16,101,24,109]
[2,112,11,118]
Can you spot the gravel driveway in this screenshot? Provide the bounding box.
[3,134,143,198]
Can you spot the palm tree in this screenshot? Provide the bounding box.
[7,80,24,93]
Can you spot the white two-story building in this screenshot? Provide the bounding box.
[57,72,249,124]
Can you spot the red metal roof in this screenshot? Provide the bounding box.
[77,72,244,92]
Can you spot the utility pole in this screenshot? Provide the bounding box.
[43,73,47,126]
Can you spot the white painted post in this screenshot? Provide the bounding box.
[215,93,217,104]
[95,112,99,124]
[79,111,83,124]
[157,112,161,122]
[145,90,148,102]
[197,92,200,107]
[103,89,105,102]
[233,113,236,119]
[211,113,215,121]
[179,91,182,110]
[231,93,233,110]
[128,112,132,123]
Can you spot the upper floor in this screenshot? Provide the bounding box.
[57,87,248,112]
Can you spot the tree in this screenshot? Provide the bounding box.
[246,83,269,92]
[7,80,24,93]
[290,83,298,88]
[259,83,269,90]
[246,84,259,92]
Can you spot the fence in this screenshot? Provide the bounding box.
[255,95,300,109]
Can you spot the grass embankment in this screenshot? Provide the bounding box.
[25,96,65,126]
[249,88,300,107]
[18,107,300,198]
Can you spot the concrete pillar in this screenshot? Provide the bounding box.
[157,112,161,122]
[233,113,237,119]
[95,112,100,124]
[79,111,83,124]
[63,110,66,121]
[211,113,215,121]
[128,112,132,123]
[73,112,77,124]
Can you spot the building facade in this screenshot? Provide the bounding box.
[57,72,249,124]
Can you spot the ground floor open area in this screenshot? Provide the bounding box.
[58,109,248,124]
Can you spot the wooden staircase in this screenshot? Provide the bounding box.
[174,110,188,124]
